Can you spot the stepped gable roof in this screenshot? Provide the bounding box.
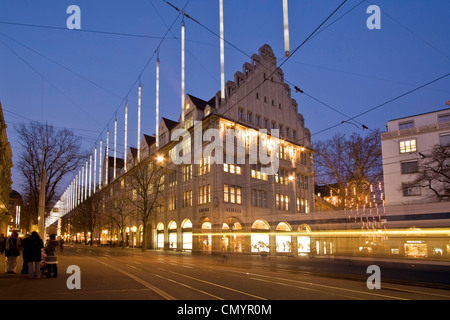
[107,156,124,167]
[143,134,156,146]
[187,94,212,110]
[129,147,138,158]
[161,117,179,130]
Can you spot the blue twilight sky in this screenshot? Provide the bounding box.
[1,0,449,193]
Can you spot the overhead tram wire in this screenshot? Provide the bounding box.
[364,0,450,61]
[164,0,348,120]
[173,0,446,142]
[0,36,97,124]
[0,20,175,40]
[309,72,450,139]
[276,0,365,66]
[92,0,192,153]
[60,0,193,205]
[163,0,373,132]
[148,0,219,83]
[0,31,134,104]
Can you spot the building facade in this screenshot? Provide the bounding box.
[63,44,318,254]
[381,107,450,206]
[0,102,13,236]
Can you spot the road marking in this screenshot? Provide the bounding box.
[233,270,408,300]
[381,285,450,299]
[160,268,267,300]
[153,273,223,300]
[94,259,176,300]
[125,264,142,270]
[250,277,365,300]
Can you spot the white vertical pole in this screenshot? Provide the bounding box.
[137,85,142,162]
[79,170,82,203]
[68,182,71,211]
[81,167,84,202]
[220,0,225,99]
[124,104,128,172]
[78,171,81,204]
[85,160,88,200]
[282,0,290,57]
[71,181,74,210]
[156,58,160,149]
[72,179,75,209]
[99,139,103,190]
[181,22,185,124]
[90,160,93,199]
[76,173,79,205]
[106,130,109,185]
[114,118,117,179]
[93,147,97,194]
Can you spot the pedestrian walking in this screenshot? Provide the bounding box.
[44,234,59,278]
[23,231,44,279]
[0,231,21,274]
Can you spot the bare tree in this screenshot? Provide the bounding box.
[105,192,130,247]
[314,129,383,209]
[412,144,450,201]
[16,122,86,226]
[128,158,165,252]
[72,193,103,245]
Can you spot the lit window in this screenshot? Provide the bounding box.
[399,139,417,153]
[224,184,241,204]
[224,184,229,203]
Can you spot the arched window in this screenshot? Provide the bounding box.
[222,218,243,252]
[297,224,311,254]
[181,219,193,250]
[156,223,164,249]
[168,221,177,249]
[200,219,212,252]
[276,222,292,252]
[251,219,270,253]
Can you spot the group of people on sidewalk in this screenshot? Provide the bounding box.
[1,231,61,279]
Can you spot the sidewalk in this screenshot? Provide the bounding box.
[0,254,70,300]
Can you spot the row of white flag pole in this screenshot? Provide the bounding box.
[59,0,291,214]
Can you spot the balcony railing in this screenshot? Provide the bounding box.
[381,120,450,140]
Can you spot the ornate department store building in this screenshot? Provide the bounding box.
[65,44,319,255]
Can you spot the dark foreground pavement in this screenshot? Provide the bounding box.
[1,244,449,302]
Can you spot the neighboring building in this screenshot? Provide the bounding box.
[63,44,317,254]
[381,107,450,206]
[0,102,13,235]
[8,190,22,229]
